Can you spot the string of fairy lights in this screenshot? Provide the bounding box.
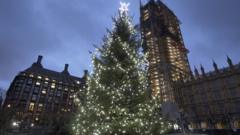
[72,2,173,135]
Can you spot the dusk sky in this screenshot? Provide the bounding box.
[0,0,240,90]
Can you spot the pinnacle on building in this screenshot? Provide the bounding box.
[140,0,191,101]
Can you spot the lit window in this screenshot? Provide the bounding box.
[29,74,34,77]
[7,104,11,108]
[37,76,42,79]
[51,83,55,88]
[35,117,39,121]
[36,82,41,85]
[38,104,43,111]
[45,77,49,81]
[29,102,35,111]
[146,31,151,36]
[76,81,80,84]
[42,90,46,94]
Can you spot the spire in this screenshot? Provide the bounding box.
[190,71,194,79]
[194,66,199,77]
[157,0,163,4]
[213,60,219,72]
[227,56,234,68]
[0,92,3,107]
[149,0,155,4]
[62,64,70,75]
[32,55,43,68]
[200,64,205,75]
[140,0,143,7]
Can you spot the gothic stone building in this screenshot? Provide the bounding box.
[3,55,86,129]
[174,60,240,130]
[140,0,240,131]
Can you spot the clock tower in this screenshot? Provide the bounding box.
[140,0,191,101]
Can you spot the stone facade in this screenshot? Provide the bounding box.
[174,61,240,130]
[2,55,86,130]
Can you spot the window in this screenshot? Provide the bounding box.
[37,76,42,79]
[13,92,20,99]
[29,102,35,111]
[35,117,39,121]
[32,94,38,101]
[22,93,29,100]
[33,87,40,94]
[15,86,22,91]
[19,101,26,111]
[43,82,48,87]
[64,88,68,91]
[56,90,62,97]
[37,104,43,112]
[36,82,41,86]
[51,83,56,89]
[27,79,33,85]
[41,90,47,94]
[46,103,52,112]
[76,81,80,84]
[48,97,53,102]
[24,86,31,92]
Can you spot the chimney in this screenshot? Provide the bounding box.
[200,64,205,75]
[62,64,70,75]
[37,55,43,64]
[32,55,43,68]
[83,70,89,78]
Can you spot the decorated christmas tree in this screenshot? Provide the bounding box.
[72,2,172,135]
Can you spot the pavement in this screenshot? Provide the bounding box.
[167,133,208,135]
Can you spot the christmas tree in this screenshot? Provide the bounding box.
[72,2,172,135]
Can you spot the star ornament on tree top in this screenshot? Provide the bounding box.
[119,1,130,14]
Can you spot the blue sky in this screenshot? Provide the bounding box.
[0,0,240,90]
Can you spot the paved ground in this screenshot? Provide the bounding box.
[167,133,208,135]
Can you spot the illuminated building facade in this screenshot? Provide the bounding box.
[140,1,240,132]
[174,58,240,130]
[140,0,191,101]
[3,55,86,128]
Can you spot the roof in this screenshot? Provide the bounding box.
[141,0,177,18]
[19,55,84,84]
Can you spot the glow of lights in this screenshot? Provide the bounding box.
[71,3,173,135]
[12,121,19,127]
